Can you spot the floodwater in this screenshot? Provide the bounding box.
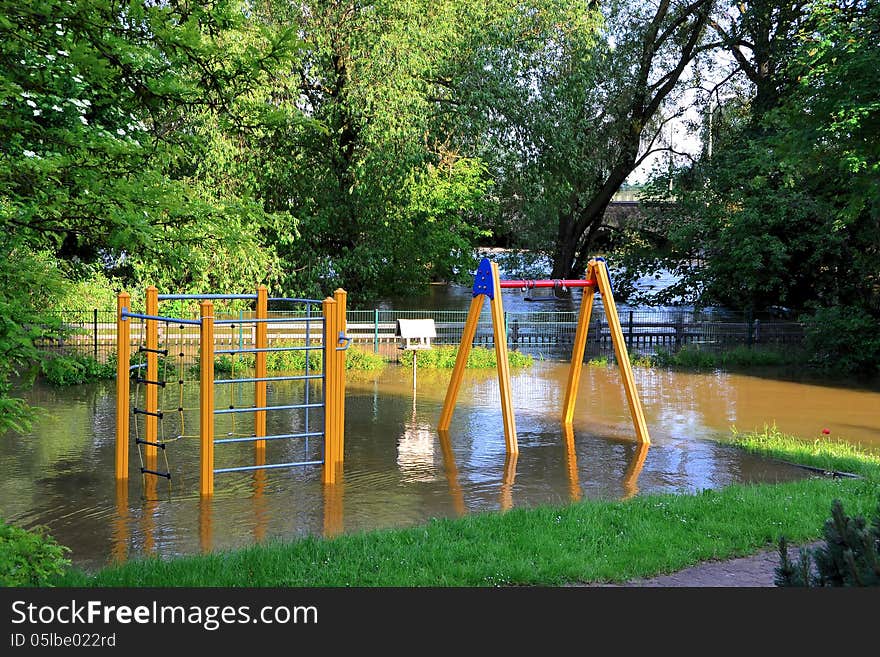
[3,361,879,571]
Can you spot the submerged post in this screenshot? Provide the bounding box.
[145,286,159,463]
[254,285,268,461]
[334,289,347,470]
[115,292,131,480]
[322,296,339,484]
[200,300,214,496]
[593,259,650,445]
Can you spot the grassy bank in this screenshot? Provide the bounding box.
[398,345,533,369]
[55,428,879,587]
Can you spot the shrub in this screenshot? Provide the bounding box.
[0,519,70,586]
[40,354,115,385]
[802,305,880,376]
[398,345,533,369]
[343,347,387,372]
[213,342,386,373]
[776,497,880,587]
[651,345,792,370]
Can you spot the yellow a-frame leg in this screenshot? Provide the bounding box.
[438,294,484,431]
[562,259,650,445]
[562,267,597,424]
[439,259,518,454]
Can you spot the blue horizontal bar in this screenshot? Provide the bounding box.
[214,374,323,385]
[214,460,324,474]
[214,317,324,325]
[215,346,323,354]
[214,431,323,445]
[157,294,257,300]
[214,403,324,415]
[269,297,323,304]
[121,311,201,326]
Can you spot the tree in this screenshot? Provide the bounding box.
[234,0,498,299]
[0,0,297,428]
[450,0,715,278]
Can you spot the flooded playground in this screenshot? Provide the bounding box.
[3,361,879,571]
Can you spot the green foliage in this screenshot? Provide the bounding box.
[40,354,114,386]
[802,306,880,376]
[398,345,532,369]
[651,345,795,370]
[0,0,298,424]
[776,498,880,587]
[214,343,385,373]
[0,246,65,432]
[630,1,879,347]
[343,347,387,372]
[0,519,70,587]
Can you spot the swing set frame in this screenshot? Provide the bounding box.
[438,257,650,453]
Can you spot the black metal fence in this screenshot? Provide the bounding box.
[35,307,805,362]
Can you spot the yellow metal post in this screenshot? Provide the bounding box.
[115,292,131,480]
[199,300,215,496]
[489,261,518,454]
[112,479,129,564]
[333,289,347,469]
[254,285,268,461]
[500,453,518,511]
[145,286,158,462]
[562,264,597,425]
[593,259,651,444]
[322,296,338,484]
[199,496,213,554]
[438,294,484,431]
[562,423,581,502]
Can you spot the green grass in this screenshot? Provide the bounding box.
[651,345,799,370]
[54,428,880,587]
[398,345,533,369]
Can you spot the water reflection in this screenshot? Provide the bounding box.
[562,424,581,502]
[3,363,879,570]
[500,454,518,511]
[622,441,650,500]
[437,430,466,516]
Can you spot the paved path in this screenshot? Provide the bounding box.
[600,542,820,587]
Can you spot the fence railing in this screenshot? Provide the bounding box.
[35,307,806,361]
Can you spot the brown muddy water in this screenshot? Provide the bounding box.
[2,362,879,571]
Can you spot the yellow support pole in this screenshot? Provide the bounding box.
[500,452,518,511]
[562,423,581,502]
[489,261,518,454]
[200,300,215,496]
[562,264,597,425]
[321,296,338,484]
[438,294,484,431]
[333,289,347,469]
[115,292,131,481]
[254,285,268,462]
[593,259,651,445]
[145,286,158,463]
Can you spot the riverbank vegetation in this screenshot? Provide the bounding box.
[45,428,879,587]
[398,346,534,369]
[4,1,877,430]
